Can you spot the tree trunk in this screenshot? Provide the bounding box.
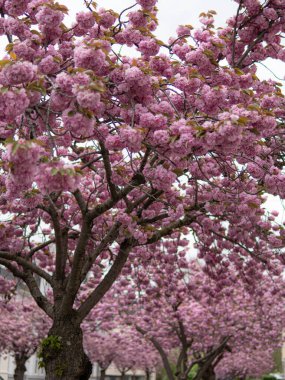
[146,369,151,380]
[100,368,106,380]
[200,365,216,380]
[14,354,28,380]
[43,317,92,380]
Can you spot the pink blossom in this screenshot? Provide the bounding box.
[176,25,192,37]
[35,6,64,28]
[36,162,81,193]
[2,61,36,85]
[6,140,43,193]
[138,38,160,56]
[277,49,285,62]
[120,127,143,152]
[0,89,29,122]
[98,9,117,28]
[74,45,106,74]
[76,11,95,29]
[62,109,94,137]
[129,11,147,28]
[76,91,101,113]
[4,0,30,16]
[4,17,30,39]
[38,55,61,74]
[124,66,145,83]
[136,0,157,9]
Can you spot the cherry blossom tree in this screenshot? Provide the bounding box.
[84,332,118,380]
[0,298,51,380]
[89,239,285,380]
[215,349,275,380]
[0,0,284,378]
[83,306,161,380]
[111,329,156,380]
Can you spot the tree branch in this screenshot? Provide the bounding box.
[0,259,25,280]
[73,189,88,214]
[46,196,67,282]
[0,251,53,285]
[80,221,121,283]
[145,213,196,245]
[88,172,146,220]
[136,325,175,380]
[23,271,54,318]
[28,239,55,258]
[100,141,119,200]
[236,22,273,68]
[77,239,133,321]
[61,218,92,315]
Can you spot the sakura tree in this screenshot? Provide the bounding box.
[0,298,51,380]
[0,0,284,378]
[92,239,285,380]
[215,349,275,380]
[83,302,161,380]
[111,329,157,380]
[84,332,118,380]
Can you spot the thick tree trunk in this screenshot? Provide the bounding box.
[14,354,28,380]
[43,317,92,380]
[100,368,106,380]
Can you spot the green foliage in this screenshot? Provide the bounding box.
[188,365,198,379]
[38,335,62,369]
[262,375,278,380]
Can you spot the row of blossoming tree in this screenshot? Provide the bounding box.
[84,238,285,380]
[0,0,284,378]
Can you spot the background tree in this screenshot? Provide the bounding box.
[89,239,285,380]
[0,298,51,380]
[215,350,275,380]
[0,0,284,378]
[84,317,161,380]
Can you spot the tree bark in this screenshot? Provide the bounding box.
[100,368,106,380]
[200,364,216,380]
[43,317,92,380]
[14,354,28,380]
